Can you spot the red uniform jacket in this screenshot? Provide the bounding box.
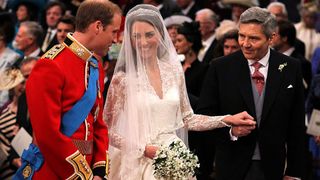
[26,35,108,179]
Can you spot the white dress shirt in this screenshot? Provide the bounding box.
[198,34,215,62]
[229,48,270,140]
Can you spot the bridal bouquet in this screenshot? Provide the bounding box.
[152,141,199,179]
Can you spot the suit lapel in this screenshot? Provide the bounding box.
[261,50,285,123]
[203,39,217,64]
[236,52,256,116]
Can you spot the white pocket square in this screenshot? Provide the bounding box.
[287,84,293,89]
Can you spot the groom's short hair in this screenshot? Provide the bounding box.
[75,0,121,33]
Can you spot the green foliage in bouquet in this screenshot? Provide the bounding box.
[152,141,200,179]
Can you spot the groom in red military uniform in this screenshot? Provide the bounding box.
[13,1,122,179]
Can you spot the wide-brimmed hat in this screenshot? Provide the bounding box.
[215,20,238,40]
[164,15,192,28]
[0,69,24,90]
[222,0,259,8]
[302,2,319,14]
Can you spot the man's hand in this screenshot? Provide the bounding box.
[12,158,22,168]
[231,125,255,137]
[12,125,20,136]
[223,111,256,126]
[144,145,159,159]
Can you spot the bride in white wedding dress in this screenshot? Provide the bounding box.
[103,4,255,180]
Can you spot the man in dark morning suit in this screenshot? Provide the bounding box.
[197,7,305,180]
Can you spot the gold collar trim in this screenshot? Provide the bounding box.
[63,33,92,61]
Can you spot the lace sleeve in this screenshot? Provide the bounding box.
[178,67,230,131]
[103,72,126,149]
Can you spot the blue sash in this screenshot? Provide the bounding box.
[13,144,44,180]
[61,57,99,137]
[13,58,99,179]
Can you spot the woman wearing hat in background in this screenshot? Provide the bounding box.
[0,12,21,111]
[212,20,239,58]
[0,68,24,179]
[164,15,192,45]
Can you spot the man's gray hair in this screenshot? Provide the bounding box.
[196,8,219,25]
[20,21,43,46]
[239,7,277,38]
[267,2,288,16]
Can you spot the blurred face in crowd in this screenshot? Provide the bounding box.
[223,38,240,56]
[20,60,37,89]
[268,5,287,21]
[232,5,247,23]
[271,27,282,50]
[176,0,192,9]
[56,22,75,43]
[303,11,317,29]
[93,14,121,57]
[195,13,216,39]
[167,25,180,44]
[238,23,273,60]
[16,5,29,22]
[175,34,192,55]
[46,5,63,28]
[131,21,160,60]
[14,25,34,51]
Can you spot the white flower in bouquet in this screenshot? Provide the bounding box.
[152,141,200,179]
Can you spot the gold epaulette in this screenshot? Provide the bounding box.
[41,44,65,60]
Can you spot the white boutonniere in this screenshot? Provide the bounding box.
[278,62,287,72]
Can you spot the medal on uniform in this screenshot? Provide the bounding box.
[22,164,32,178]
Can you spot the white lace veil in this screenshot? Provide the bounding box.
[104,4,188,178]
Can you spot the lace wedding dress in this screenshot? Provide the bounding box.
[104,59,229,180]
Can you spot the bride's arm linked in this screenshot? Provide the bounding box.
[104,72,126,149]
[178,68,255,131]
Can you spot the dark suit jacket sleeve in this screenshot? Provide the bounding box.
[285,59,306,177]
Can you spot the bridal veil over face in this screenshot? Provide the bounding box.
[103,4,188,178]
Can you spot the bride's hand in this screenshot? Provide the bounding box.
[144,145,159,159]
[223,111,256,126]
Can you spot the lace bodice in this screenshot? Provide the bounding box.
[104,60,228,149]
